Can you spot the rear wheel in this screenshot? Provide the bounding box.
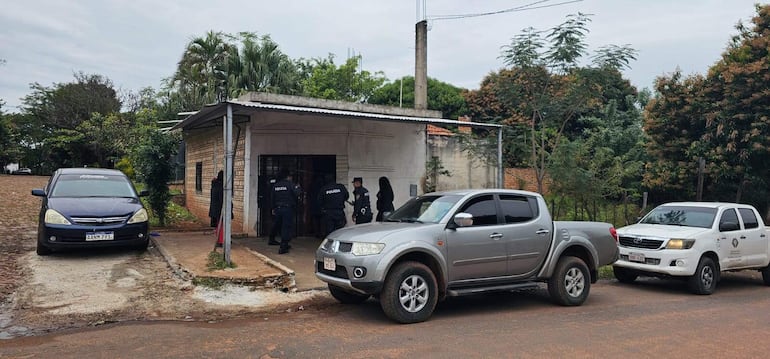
[328,284,370,304]
[379,261,438,324]
[548,256,591,306]
[761,266,770,286]
[688,256,718,295]
[36,242,52,256]
[613,266,638,284]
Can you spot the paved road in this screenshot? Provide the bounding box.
[3,272,770,358]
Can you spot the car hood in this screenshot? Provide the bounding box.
[617,223,711,239]
[328,222,440,243]
[47,197,143,217]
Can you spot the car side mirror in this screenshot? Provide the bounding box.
[453,213,474,228]
[719,221,740,232]
[139,190,149,197]
[31,189,46,197]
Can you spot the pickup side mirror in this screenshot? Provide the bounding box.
[453,213,474,228]
[139,190,149,197]
[31,189,46,197]
[719,221,740,232]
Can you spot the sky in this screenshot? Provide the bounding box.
[0,0,763,113]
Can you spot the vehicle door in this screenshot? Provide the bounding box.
[444,194,507,282]
[716,208,746,269]
[497,194,552,276]
[736,207,768,266]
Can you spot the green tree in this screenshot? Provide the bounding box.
[133,128,180,226]
[369,76,468,119]
[301,55,386,102]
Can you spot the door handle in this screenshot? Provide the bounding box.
[535,229,550,235]
[489,233,503,240]
[740,236,746,239]
[761,234,766,238]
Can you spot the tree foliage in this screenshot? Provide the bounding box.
[369,76,468,119]
[300,55,386,102]
[132,128,180,226]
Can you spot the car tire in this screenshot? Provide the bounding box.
[328,284,370,304]
[379,261,438,324]
[135,238,150,252]
[760,266,770,286]
[36,243,52,256]
[548,256,591,306]
[688,256,718,295]
[613,266,638,284]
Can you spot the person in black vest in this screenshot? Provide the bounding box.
[271,170,301,254]
[267,177,281,246]
[318,174,349,237]
[376,176,394,221]
[208,171,224,227]
[351,177,373,224]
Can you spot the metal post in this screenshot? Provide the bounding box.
[224,104,234,264]
[497,127,503,188]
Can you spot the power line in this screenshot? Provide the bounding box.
[427,0,583,21]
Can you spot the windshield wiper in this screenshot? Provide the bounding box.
[400,218,424,223]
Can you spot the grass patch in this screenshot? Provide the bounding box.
[206,251,237,271]
[597,265,615,280]
[192,277,226,289]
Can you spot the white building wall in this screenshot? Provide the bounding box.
[246,112,426,236]
[428,134,496,191]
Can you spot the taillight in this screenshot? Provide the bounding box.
[610,227,618,242]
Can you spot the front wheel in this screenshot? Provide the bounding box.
[379,261,438,324]
[613,266,638,284]
[328,284,370,304]
[548,256,591,306]
[760,266,770,286]
[688,256,718,295]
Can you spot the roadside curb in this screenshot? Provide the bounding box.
[150,237,194,282]
[245,248,297,291]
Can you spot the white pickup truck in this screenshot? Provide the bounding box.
[613,202,770,294]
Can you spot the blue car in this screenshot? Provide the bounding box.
[31,168,150,255]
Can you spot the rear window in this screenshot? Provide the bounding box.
[51,174,136,198]
[738,208,759,229]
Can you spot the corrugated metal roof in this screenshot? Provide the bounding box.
[172,100,502,131]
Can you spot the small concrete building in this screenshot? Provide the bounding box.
[173,93,501,236]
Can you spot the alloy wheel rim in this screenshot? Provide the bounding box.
[398,274,429,313]
[701,265,714,288]
[565,267,585,297]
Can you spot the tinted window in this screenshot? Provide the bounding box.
[51,174,135,198]
[738,208,759,229]
[195,162,203,193]
[719,209,739,231]
[459,195,498,226]
[499,195,534,223]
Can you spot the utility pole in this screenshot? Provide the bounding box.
[414,0,428,110]
[696,157,705,201]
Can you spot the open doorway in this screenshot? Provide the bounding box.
[257,155,336,237]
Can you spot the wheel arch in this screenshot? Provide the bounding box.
[387,250,447,300]
[559,245,598,283]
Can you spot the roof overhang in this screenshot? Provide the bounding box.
[171,100,502,131]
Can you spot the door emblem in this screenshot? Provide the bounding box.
[732,238,739,248]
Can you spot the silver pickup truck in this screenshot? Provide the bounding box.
[315,189,619,323]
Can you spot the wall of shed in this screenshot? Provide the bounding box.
[183,126,247,231]
[246,113,426,236]
[427,134,497,191]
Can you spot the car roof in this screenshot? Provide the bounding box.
[660,202,755,210]
[57,168,126,176]
[428,188,542,197]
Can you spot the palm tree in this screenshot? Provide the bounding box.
[174,31,233,105]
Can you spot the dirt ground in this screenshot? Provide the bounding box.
[0,174,328,339]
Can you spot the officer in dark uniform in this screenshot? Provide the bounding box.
[271,170,301,254]
[318,174,349,237]
[267,177,281,245]
[351,177,373,224]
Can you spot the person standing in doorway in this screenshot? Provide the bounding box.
[271,170,301,254]
[208,171,224,227]
[318,175,348,237]
[351,177,373,224]
[376,176,394,222]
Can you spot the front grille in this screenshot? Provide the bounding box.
[619,236,663,249]
[620,254,661,265]
[316,261,348,279]
[71,216,129,226]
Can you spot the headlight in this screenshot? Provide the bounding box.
[44,209,71,225]
[351,242,385,256]
[666,238,695,249]
[127,208,149,224]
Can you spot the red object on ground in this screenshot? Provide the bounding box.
[216,218,224,245]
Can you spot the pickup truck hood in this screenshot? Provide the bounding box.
[328,222,438,243]
[618,223,711,239]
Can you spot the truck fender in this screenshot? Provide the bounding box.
[537,235,599,281]
[374,241,448,290]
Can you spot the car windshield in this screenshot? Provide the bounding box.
[639,206,717,228]
[51,174,136,198]
[386,194,462,224]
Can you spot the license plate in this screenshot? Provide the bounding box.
[323,257,336,271]
[628,252,646,263]
[86,232,114,241]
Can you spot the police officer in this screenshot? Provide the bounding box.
[318,174,349,237]
[351,177,373,224]
[271,170,301,254]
